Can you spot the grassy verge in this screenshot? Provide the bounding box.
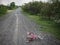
[22,12,60,40]
[0,10,14,17]
[7,10,13,13]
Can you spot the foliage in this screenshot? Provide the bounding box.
[0,5,7,16]
[10,2,16,9]
[0,2,17,16]
[22,0,60,23]
[22,1,43,15]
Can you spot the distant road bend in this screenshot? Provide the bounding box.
[0,8,60,45]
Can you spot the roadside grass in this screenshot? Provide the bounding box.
[0,13,6,17]
[7,10,13,13]
[23,12,60,40]
[0,10,13,17]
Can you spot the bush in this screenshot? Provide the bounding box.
[22,1,42,15]
[0,5,7,16]
[21,1,60,23]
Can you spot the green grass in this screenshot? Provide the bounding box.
[23,12,60,40]
[0,13,6,17]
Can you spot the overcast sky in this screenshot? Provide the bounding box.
[0,0,48,6]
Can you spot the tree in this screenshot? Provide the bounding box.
[10,2,15,9]
[21,0,60,22]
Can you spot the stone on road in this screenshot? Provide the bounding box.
[0,8,60,45]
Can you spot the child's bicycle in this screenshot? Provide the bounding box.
[25,32,43,43]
